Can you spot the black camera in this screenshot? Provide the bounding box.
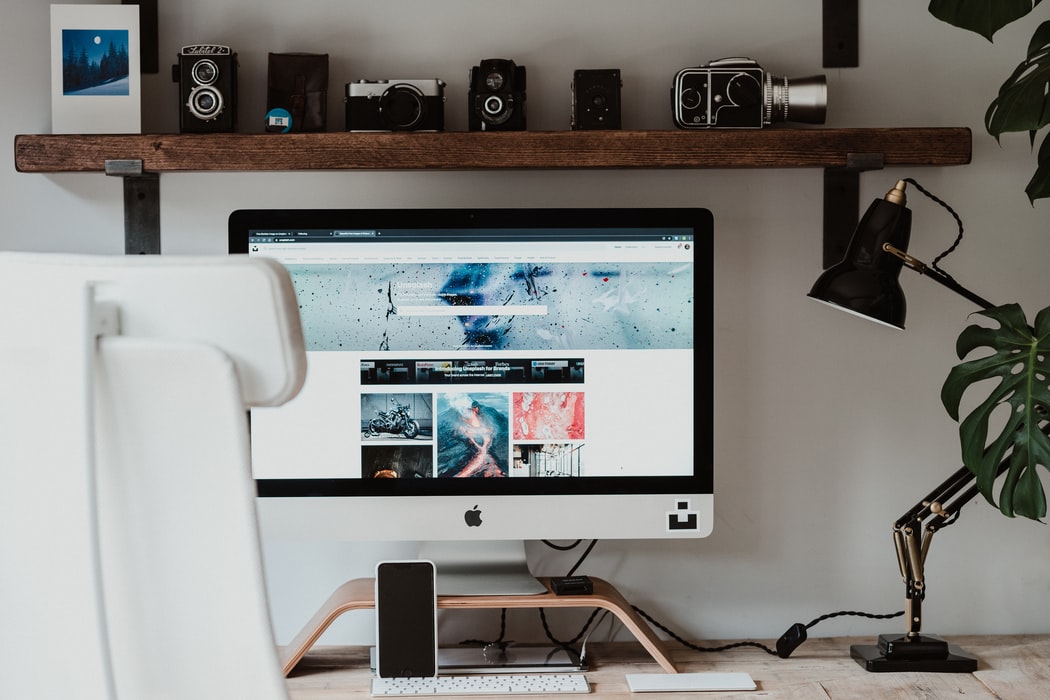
[671,57,825,129]
[172,45,238,133]
[345,79,446,131]
[571,69,622,130]
[468,58,526,131]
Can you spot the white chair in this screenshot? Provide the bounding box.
[0,252,307,700]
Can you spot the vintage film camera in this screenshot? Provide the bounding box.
[571,68,622,130]
[345,79,446,131]
[468,58,527,131]
[671,57,825,129]
[172,45,238,133]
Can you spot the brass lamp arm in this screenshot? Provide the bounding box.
[891,461,973,637]
[891,442,1029,639]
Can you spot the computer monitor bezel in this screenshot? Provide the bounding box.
[228,206,713,506]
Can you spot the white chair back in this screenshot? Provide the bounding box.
[0,253,306,700]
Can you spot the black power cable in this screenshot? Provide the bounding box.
[902,176,966,277]
[533,539,906,658]
[462,540,906,658]
[634,605,905,658]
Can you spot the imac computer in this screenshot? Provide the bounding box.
[228,207,713,597]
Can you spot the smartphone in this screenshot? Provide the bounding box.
[375,560,438,678]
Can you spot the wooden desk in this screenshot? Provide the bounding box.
[284,634,1050,699]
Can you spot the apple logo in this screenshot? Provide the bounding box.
[464,505,483,527]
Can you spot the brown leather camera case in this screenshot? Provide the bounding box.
[267,52,329,132]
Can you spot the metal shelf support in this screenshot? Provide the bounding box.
[823,152,885,268]
[824,0,859,68]
[106,159,160,254]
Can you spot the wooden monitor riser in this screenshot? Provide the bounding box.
[279,576,676,675]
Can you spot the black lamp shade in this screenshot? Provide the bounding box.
[808,194,912,329]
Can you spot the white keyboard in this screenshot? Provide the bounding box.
[370,673,590,696]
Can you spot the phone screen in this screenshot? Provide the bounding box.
[375,560,437,678]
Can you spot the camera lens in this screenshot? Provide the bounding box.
[379,84,426,130]
[484,71,505,91]
[480,94,514,125]
[191,59,219,85]
[766,73,827,124]
[187,85,224,121]
[483,96,504,115]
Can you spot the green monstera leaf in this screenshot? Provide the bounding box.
[985,21,1050,202]
[940,304,1050,519]
[928,0,1042,41]
[1028,124,1050,201]
[985,21,1050,139]
[929,2,1050,202]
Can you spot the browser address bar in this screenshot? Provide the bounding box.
[397,305,548,316]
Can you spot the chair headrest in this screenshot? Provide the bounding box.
[0,252,307,407]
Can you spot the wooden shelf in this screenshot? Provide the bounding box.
[12,127,971,255]
[14,127,970,173]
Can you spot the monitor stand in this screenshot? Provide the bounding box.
[418,540,548,596]
[278,575,677,676]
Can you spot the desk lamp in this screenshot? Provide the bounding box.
[808,178,1000,672]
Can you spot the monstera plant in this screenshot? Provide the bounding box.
[924,3,1050,518]
[940,304,1050,519]
[928,0,1050,202]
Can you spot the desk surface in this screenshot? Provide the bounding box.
[284,634,1049,699]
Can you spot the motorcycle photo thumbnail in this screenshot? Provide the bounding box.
[361,393,431,439]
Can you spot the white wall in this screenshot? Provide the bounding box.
[4,0,1048,652]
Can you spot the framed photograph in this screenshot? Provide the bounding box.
[50,4,140,134]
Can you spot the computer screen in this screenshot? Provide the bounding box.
[229,207,713,595]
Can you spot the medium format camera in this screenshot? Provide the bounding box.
[172,44,238,133]
[468,58,526,131]
[671,57,825,129]
[571,68,622,130]
[345,79,446,131]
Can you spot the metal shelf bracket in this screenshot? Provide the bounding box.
[823,0,859,68]
[823,152,885,268]
[105,159,160,254]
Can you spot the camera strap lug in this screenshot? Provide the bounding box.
[823,152,885,269]
[105,159,161,255]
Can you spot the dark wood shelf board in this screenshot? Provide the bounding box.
[14,128,971,173]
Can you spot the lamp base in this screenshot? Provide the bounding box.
[850,634,977,673]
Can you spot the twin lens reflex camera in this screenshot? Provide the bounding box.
[468,58,527,131]
[173,45,238,133]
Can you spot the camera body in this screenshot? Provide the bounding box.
[571,69,622,130]
[671,57,826,129]
[468,58,527,131]
[345,79,446,131]
[173,44,238,133]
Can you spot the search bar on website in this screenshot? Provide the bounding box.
[398,305,548,316]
